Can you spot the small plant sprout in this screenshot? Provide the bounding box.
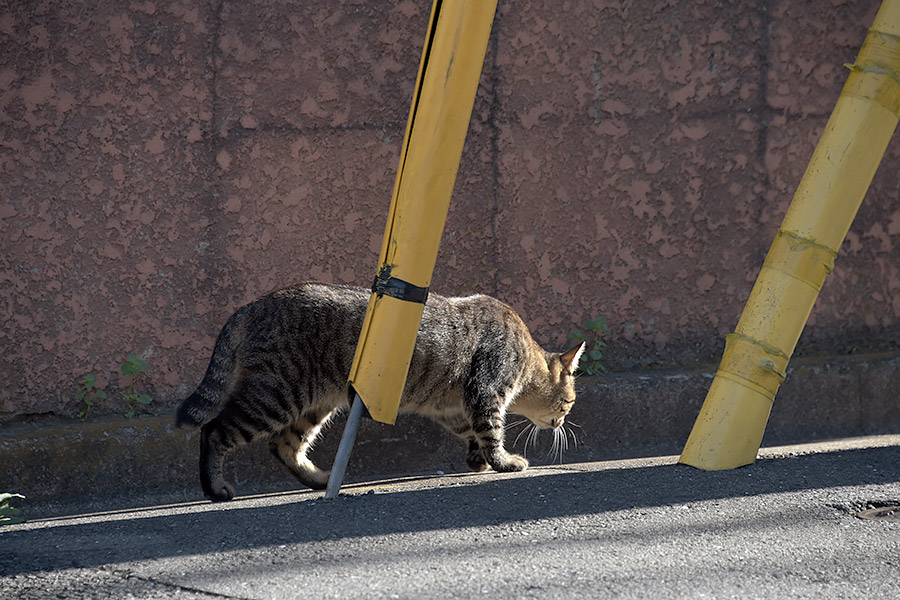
[121,353,152,418]
[75,374,107,420]
[568,315,610,375]
[0,493,25,526]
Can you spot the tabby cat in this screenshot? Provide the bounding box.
[177,283,585,501]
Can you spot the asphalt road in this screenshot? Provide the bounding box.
[2,436,899,599]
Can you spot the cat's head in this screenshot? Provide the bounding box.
[513,341,585,429]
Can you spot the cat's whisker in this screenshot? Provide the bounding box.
[505,418,529,431]
[565,424,579,449]
[557,429,564,463]
[540,429,546,452]
[513,423,533,448]
[548,429,558,463]
[524,425,535,458]
[524,423,541,456]
[529,424,541,449]
[555,427,566,464]
[544,424,578,464]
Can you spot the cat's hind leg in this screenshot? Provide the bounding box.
[200,417,242,502]
[200,375,297,501]
[268,411,333,490]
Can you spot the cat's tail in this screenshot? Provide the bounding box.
[176,316,244,429]
[175,391,211,429]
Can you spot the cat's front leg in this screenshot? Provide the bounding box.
[484,444,529,472]
[465,437,489,472]
[471,406,529,473]
[431,414,491,472]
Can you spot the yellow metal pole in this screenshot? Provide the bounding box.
[680,0,900,470]
[325,0,497,498]
[349,0,498,424]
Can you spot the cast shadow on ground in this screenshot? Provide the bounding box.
[2,444,897,577]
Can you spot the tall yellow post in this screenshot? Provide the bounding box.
[348,0,498,425]
[326,0,498,498]
[680,0,900,470]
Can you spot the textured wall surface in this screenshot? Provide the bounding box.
[1,0,898,422]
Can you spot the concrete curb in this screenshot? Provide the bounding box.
[3,352,900,517]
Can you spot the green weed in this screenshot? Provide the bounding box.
[568,316,610,375]
[121,353,152,419]
[0,493,25,526]
[75,374,107,420]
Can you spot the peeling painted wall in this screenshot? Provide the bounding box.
[1,0,898,421]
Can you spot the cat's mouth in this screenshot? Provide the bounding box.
[538,416,565,430]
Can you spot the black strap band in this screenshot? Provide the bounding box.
[372,266,430,304]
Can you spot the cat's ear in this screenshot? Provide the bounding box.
[559,341,586,375]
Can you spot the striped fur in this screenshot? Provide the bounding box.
[177,283,585,501]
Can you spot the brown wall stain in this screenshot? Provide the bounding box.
[1,0,897,421]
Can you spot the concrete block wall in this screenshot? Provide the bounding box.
[1,0,898,422]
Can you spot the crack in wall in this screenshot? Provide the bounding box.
[195,0,227,312]
[487,13,502,299]
[754,0,774,229]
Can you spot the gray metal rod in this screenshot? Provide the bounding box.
[325,392,366,499]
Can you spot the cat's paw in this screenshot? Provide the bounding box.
[490,452,529,473]
[204,481,235,502]
[466,451,489,472]
[298,469,330,491]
